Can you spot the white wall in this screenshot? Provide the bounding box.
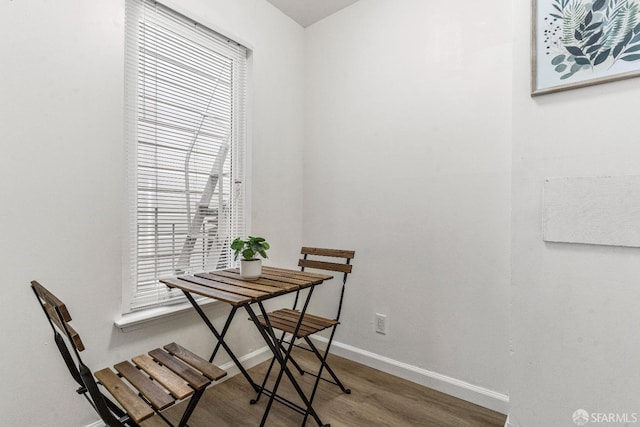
[16,0,630,424]
[0,1,304,425]
[303,0,511,410]
[509,2,640,426]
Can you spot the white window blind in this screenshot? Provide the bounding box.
[124,0,247,311]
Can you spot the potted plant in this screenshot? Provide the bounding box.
[231,236,270,280]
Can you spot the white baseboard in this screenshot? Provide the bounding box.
[310,336,509,415]
[216,345,272,380]
[85,341,508,427]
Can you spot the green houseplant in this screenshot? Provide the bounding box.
[231,236,270,280]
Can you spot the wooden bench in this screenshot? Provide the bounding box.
[31,280,226,427]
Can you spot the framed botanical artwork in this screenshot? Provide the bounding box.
[532,0,640,95]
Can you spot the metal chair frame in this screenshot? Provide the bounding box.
[252,247,355,426]
[30,280,224,427]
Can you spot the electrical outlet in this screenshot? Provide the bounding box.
[375,313,387,335]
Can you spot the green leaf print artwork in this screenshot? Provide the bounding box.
[542,0,640,80]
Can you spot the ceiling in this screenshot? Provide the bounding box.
[266,0,360,28]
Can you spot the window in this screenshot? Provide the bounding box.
[124,0,247,311]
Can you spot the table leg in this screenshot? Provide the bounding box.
[246,290,329,427]
[181,291,260,393]
[209,306,237,362]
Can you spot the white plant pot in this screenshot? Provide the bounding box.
[240,259,262,280]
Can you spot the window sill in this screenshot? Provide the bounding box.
[115,299,219,333]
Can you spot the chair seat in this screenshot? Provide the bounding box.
[257,308,339,338]
[94,342,227,424]
[249,247,355,418]
[32,280,228,427]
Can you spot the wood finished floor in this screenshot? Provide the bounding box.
[141,348,506,427]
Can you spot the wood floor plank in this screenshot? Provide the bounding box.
[140,348,506,427]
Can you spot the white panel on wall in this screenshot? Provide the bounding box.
[543,175,640,247]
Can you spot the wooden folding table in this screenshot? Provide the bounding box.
[161,266,333,426]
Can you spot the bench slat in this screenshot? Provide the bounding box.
[257,309,338,338]
[114,360,175,410]
[132,354,194,400]
[181,275,269,299]
[32,281,85,351]
[259,316,318,337]
[216,269,306,290]
[161,278,252,306]
[261,266,333,281]
[94,368,154,424]
[149,349,211,391]
[299,258,353,273]
[277,309,338,333]
[164,343,227,381]
[196,272,282,294]
[301,247,355,259]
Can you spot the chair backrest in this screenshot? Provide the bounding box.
[30,281,125,427]
[298,247,355,320]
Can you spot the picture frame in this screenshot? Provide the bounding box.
[532,0,640,96]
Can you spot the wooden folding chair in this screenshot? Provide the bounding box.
[254,247,355,423]
[30,280,226,427]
